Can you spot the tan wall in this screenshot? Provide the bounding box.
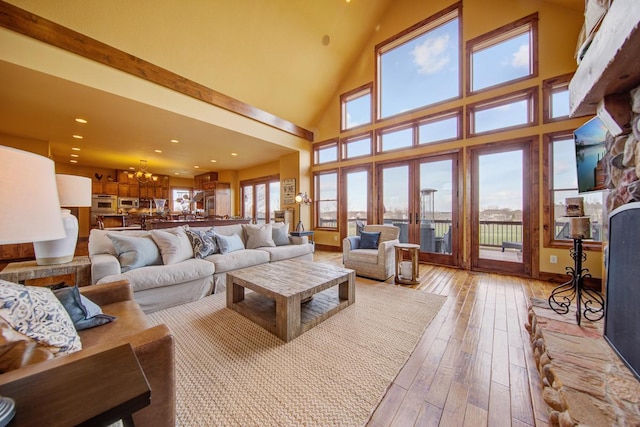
[312,0,602,277]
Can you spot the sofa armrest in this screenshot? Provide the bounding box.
[79,280,133,306]
[90,253,121,285]
[378,239,399,260]
[289,235,308,245]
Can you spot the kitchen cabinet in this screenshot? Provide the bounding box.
[92,182,118,195]
[194,172,219,191]
[118,183,139,198]
[138,175,169,200]
[198,181,230,217]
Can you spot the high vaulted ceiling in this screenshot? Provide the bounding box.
[0,0,584,178]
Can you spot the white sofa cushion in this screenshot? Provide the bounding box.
[107,233,162,272]
[244,224,275,249]
[259,244,314,262]
[205,249,269,273]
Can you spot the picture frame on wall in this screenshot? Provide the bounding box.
[282,178,296,204]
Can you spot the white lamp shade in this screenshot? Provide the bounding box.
[56,174,92,207]
[0,146,65,244]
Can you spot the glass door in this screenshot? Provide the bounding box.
[470,140,533,275]
[378,153,459,267]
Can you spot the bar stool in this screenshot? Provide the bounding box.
[394,243,420,285]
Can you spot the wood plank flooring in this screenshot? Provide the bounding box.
[314,250,555,427]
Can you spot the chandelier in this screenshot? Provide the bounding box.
[128,160,158,184]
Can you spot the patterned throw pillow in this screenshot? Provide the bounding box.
[0,280,81,356]
[185,228,218,258]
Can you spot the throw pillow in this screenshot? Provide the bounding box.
[215,233,245,254]
[360,231,381,249]
[244,224,276,249]
[185,228,218,258]
[107,233,162,272]
[150,227,194,265]
[271,223,290,246]
[53,286,116,331]
[0,280,81,356]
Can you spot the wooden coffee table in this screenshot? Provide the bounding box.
[227,259,355,342]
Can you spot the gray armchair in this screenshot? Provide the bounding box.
[343,224,400,280]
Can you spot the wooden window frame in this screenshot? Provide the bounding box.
[466,86,539,137]
[340,83,373,132]
[313,139,339,166]
[466,13,538,96]
[375,2,462,122]
[542,72,574,124]
[341,131,373,161]
[240,174,280,223]
[314,170,339,231]
[376,122,416,154]
[542,131,602,251]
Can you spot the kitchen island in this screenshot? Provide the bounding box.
[142,217,250,230]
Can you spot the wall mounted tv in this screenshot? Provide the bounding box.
[573,116,607,193]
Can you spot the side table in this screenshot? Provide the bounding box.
[290,230,315,252]
[394,243,420,285]
[0,343,150,426]
[0,255,91,287]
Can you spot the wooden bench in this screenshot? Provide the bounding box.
[501,241,523,252]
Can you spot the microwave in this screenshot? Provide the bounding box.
[91,194,117,212]
[118,197,139,209]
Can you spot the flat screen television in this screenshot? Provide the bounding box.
[573,116,607,193]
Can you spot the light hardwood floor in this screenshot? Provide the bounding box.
[314,250,554,427]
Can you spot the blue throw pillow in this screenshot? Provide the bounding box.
[360,231,381,249]
[215,233,245,254]
[54,286,116,331]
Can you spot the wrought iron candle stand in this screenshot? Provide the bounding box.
[548,238,605,325]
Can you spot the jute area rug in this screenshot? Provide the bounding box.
[147,281,446,426]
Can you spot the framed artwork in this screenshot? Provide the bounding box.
[282,178,296,204]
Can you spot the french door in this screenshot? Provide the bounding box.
[377,152,460,266]
[469,138,536,276]
[340,165,373,239]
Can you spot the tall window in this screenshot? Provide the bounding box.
[341,84,372,131]
[544,131,603,247]
[377,5,460,119]
[467,13,538,94]
[315,171,338,230]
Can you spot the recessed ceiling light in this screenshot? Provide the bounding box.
[231,153,238,156]
[210,160,217,163]
[75,118,88,124]
[70,154,79,158]
[194,165,200,169]
[70,159,78,163]
[170,139,179,143]
[129,167,136,170]
[71,147,81,151]
[174,172,180,175]
[73,135,83,139]
[155,149,162,153]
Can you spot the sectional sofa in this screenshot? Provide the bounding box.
[88,223,313,313]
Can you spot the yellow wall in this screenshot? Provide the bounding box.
[312,0,602,277]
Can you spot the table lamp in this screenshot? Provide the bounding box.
[33,174,92,265]
[0,146,66,249]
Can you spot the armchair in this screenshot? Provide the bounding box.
[343,224,400,280]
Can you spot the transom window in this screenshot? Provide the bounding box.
[418,108,461,145]
[342,133,372,160]
[467,13,538,94]
[378,125,413,152]
[467,87,538,136]
[543,73,573,123]
[376,5,460,119]
[313,140,339,165]
[341,84,372,131]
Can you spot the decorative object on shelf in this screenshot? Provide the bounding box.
[294,192,312,232]
[282,178,296,204]
[565,197,584,216]
[0,146,66,258]
[128,160,158,184]
[33,174,92,265]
